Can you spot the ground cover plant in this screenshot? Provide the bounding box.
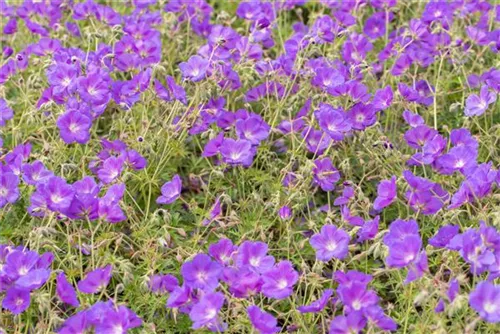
[0,0,500,333]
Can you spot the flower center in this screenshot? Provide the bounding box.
[277,279,288,289]
[196,271,207,283]
[249,257,261,267]
[51,194,64,204]
[69,122,80,133]
[205,308,217,320]
[326,242,337,252]
[484,302,497,314]
[18,266,29,276]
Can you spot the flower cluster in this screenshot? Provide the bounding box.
[151,239,299,332]
[0,245,53,314]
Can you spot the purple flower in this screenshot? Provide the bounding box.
[347,103,377,131]
[435,146,477,175]
[405,250,428,284]
[247,306,280,334]
[44,176,75,213]
[428,225,460,248]
[223,266,262,298]
[278,205,292,220]
[448,279,460,302]
[464,86,497,117]
[404,125,438,149]
[337,281,379,313]
[386,233,421,268]
[93,302,142,333]
[357,216,380,243]
[312,158,340,192]
[469,281,500,323]
[202,132,224,157]
[301,126,331,155]
[402,110,425,128]
[166,284,192,309]
[157,174,182,205]
[297,288,333,313]
[2,287,31,314]
[403,170,449,215]
[235,241,275,274]
[125,150,147,170]
[372,86,393,111]
[435,299,445,313]
[189,292,225,330]
[0,98,14,126]
[329,311,367,334]
[22,161,53,185]
[310,225,350,261]
[15,268,51,290]
[261,260,298,299]
[334,186,354,206]
[208,238,236,266]
[373,176,397,211]
[97,156,125,184]
[179,55,209,82]
[315,104,351,141]
[341,206,364,226]
[56,272,80,307]
[56,109,92,144]
[0,172,20,208]
[77,265,113,294]
[202,195,223,226]
[181,254,222,291]
[235,115,270,145]
[219,138,256,167]
[311,67,345,92]
[363,305,398,331]
[148,274,178,293]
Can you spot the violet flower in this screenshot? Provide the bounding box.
[312,158,340,192]
[261,260,299,300]
[77,265,113,294]
[247,305,280,334]
[469,281,500,323]
[310,225,350,261]
[373,176,397,211]
[157,174,182,205]
[181,254,222,291]
[297,288,334,313]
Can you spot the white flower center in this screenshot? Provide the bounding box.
[205,308,217,320]
[51,194,64,204]
[277,279,288,289]
[249,257,261,267]
[230,152,242,160]
[196,271,207,282]
[356,114,365,122]
[62,77,72,87]
[18,266,29,276]
[404,254,415,263]
[69,122,80,133]
[484,302,497,314]
[352,300,362,310]
[88,87,97,96]
[326,242,337,252]
[111,324,123,334]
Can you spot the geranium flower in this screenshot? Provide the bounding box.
[310,225,350,261]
